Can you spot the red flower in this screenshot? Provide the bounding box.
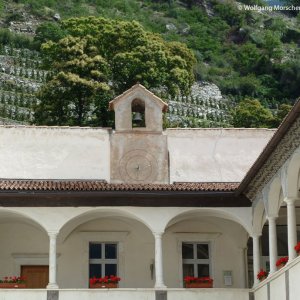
[0,276,26,284]
[89,275,121,286]
[257,269,268,280]
[276,256,289,267]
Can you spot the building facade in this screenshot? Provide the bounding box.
[0,84,299,300]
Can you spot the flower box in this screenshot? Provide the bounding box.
[0,276,26,288]
[257,269,268,282]
[276,257,288,270]
[89,275,121,289]
[90,283,118,288]
[258,276,267,282]
[185,282,213,288]
[184,276,213,288]
[0,283,26,288]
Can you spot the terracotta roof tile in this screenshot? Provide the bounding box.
[0,180,239,192]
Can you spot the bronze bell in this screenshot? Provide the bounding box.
[133,112,143,123]
[133,112,143,121]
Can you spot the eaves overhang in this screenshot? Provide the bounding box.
[0,190,250,207]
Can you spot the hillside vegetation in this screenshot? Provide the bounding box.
[0,0,299,127]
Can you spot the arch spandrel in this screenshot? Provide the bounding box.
[285,149,300,199]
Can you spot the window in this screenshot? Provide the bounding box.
[182,242,210,278]
[89,243,118,278]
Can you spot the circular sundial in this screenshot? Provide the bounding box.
[119,149,158,182]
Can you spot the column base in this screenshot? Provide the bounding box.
[47,283,59,289]
[154,284,167,289]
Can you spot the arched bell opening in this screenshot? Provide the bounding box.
[131,98,146,128]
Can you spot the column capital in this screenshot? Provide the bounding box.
[284,197,298,205]
[251,233,262,239]
[153,231,164,238]
[267,215,277,222]
[48,231,59,238]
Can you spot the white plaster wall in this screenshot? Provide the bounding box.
[0,289,250,300]
[60,289,155,300]
[269,274,286,300]
[289,257,300,300]
[254,284,268,300]
[60,289,249,300]
[167,128,275,182]
[163,218,248,288]
[168,288,249,300]
[0,126,110,180]
[0,290,46,300]
[0,126,274,182]
[0,126,275,183]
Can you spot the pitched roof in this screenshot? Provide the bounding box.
[108,84,168,112]
[0,180,239,192]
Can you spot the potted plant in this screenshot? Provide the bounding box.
[89,275,121,288]
[184,276,213,288]
[257,269,268,282]
[294,242,300,256]
[0,276,26,288]
[276,257,289,269]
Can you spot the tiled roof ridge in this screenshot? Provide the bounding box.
[0,179,239,192]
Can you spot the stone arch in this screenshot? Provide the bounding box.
[58,207,154,243]
[164,208,251,235]
[0,208,47,233]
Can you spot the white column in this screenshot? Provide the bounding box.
[47,231,59,289]
[268,216,278,274]
[252,235,261,286]
[285,198,298,261]
[154,232,166,288]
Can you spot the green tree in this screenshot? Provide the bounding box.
[262,30,283,60]
[213,2,246,27]
[231,98,274,128]
[271,103,292,127]
[35,36,111,126]
[278,60,300,99]
[35,17,195,126]
[234,43,262,75]
[34,22,68,49]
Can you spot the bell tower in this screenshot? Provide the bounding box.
[109,84,169,184]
